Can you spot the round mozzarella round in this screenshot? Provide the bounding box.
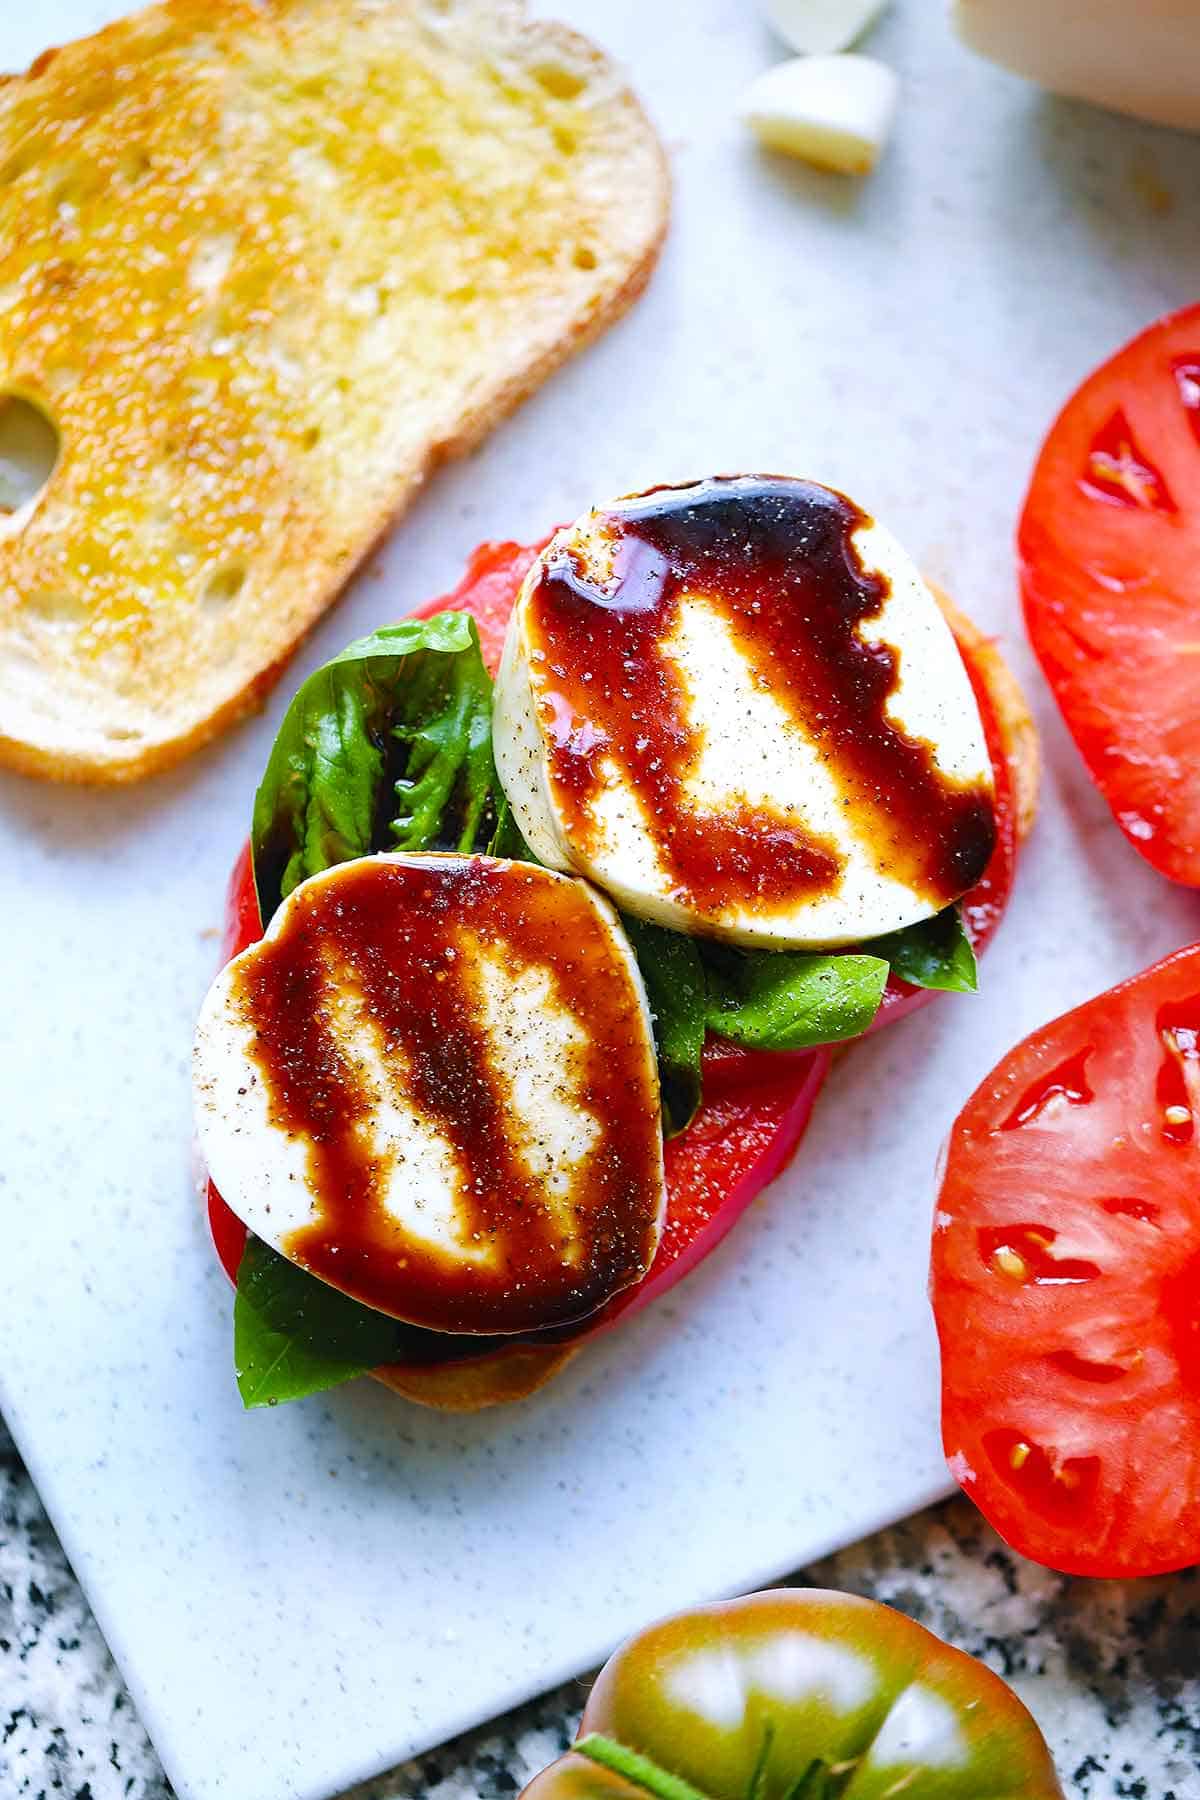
[193,853,665,1336]
[492,476,996,950]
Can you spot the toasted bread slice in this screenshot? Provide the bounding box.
[372,604,1041,1410]
[0,0,668,782]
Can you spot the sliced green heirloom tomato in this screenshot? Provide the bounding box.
[520,1590,1062,1800]
[932,943,1200,1577]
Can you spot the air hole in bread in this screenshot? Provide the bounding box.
[203,564,247,609]
[302,424,322,450]
[0,395,60,523]
[532,61,587,101]
[573,245,597,270]
[553,125,577,156]
[24,591,89,628]
[103,725,144,742]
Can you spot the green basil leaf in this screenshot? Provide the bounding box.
[251,611,495,923]
[622,917,707,1137]
[234,1234,400,1409]
[873,905,977,994]
[703,946,889,1050]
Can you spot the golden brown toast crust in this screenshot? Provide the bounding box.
[0,0,669,783]
[372,1341,579,1410]
[372,612,1040,1410]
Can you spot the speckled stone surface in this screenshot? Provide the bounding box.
[4,1413,1198,1800]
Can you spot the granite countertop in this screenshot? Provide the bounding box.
[3,1415,1197,1800]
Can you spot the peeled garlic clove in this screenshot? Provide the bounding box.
[740,54,899,175]
[764,0,889,56]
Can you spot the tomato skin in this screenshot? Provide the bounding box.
[520,1589,1063,1799]
[219,840,259,967]
[416,535,550,675]
[1020,303,1200,884]
[933,943,1200,1577]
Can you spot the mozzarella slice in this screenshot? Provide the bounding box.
[492,476,996,950]
[764,0,889,57]
[193,853,665,1336]
[953,0,1200,134]
[740,54,899,174]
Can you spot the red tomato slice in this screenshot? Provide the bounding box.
[208,536,1019,1372]
[1020,303,1200,883]
[932,943,1200,1577]
[419,535,550,673]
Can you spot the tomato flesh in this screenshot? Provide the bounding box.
[932,942,1200,1576]
[207,535,1019,1373]
[1021,303,1200,884]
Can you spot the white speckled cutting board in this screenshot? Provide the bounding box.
[3,5,1200,1798]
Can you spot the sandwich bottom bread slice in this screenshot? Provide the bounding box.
[194,476,1039,1412]
[0,0,667,782]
